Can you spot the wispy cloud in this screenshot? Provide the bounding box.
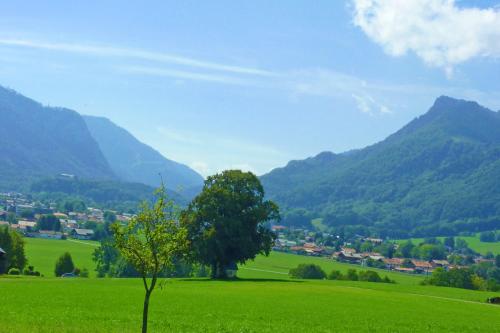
[0,38,276,77]
[352,93,391,115]
[119,65,252,85]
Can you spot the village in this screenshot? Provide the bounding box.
[271,225,497,276]
[0,191,497,277]
[0,192,133,241]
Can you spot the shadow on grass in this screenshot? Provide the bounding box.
[178,277,303,283]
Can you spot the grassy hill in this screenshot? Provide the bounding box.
[1,276,499,332]
[5,239,500,332]
[24,238,99,277]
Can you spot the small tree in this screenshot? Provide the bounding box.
[111,186,188,333]
[55,252,75,276]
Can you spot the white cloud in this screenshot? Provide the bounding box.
[190,161,210,176]
[351,93,391,115]
[352,0,500,75]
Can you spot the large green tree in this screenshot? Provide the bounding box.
[111,186,188,333]
[182,170,279,278]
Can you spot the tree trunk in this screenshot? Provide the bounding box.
[142,290,151,333]
[217,263,227,279]
[211,262,217,279]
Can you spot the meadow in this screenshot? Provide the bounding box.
[24,238,99,277]
[1,238,497,332]
[395,233,500,255]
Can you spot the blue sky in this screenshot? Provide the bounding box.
[1,0,500,177]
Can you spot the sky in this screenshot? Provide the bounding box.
[1,0,500,177]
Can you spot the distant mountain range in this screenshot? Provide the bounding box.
[261,96,500,237]
[0,85,203,198]
[83,116,203,191]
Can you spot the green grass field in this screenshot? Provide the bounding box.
[3,238,497,332]
[24,238,99,277]
[395,232,500,255]
[1,276,499,333]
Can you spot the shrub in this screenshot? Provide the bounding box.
[80,268,89,278]
[22,265,41,276]
[8,268,20,275]
[289,264,326,279]
[346,269,358,281]
[383,276,395,284]
[358,270,382,282]
[328,270,344,280]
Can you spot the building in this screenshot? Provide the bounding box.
[383,258,404,270]
[72,229,94,240]
[411,260,433,274]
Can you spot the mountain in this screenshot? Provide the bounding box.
[261,96,500,238]
[83,115,204,192]
[0,86,115,190]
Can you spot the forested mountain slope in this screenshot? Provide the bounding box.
[261,96,500,237]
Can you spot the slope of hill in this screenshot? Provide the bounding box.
[261,96,500,237]
[83,115,204,192]
[0,86,115,190]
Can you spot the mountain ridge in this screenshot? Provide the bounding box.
[261,96,500,237]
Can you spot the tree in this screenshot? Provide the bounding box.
[479,231,496,242]
[444,236,455,249]
[0,226,27,273]
[55,252,75,276]
[496,255,500,268]
[397,240,415,258]
[37,215,61,231]
[346,269,358,281]
[111,186,188,333]
[182,170,279,278]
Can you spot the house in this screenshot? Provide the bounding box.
[364,237,383,245]
[53,212,69,219]
[336,251,364,264]
[431,260,450,268]
[411,260,433,274]
[72,229,94,240]
[383,258,404,270]
[18,220,37,232]
[394,267,415,273]
[271,225,287,232]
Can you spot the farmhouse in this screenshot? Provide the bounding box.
[411,260,433,274]
[72,229,94,240]
[383,258,404,270]
[431,260,450,268]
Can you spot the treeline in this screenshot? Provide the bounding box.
[423,258,500,292]
[289,264,395,283]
